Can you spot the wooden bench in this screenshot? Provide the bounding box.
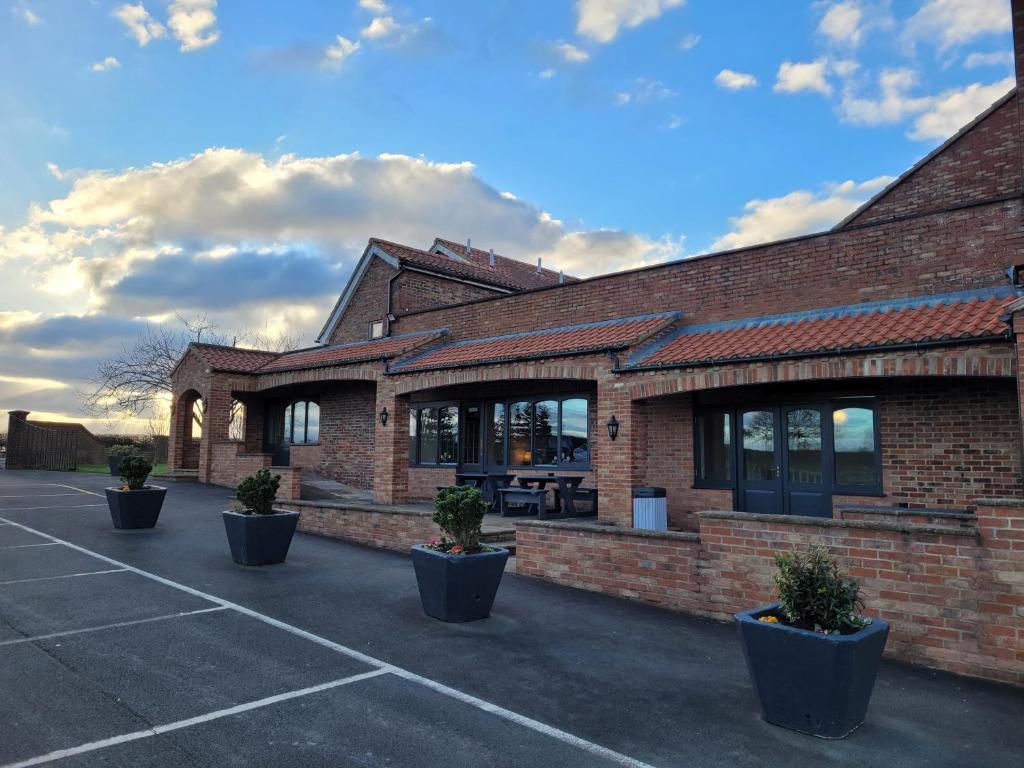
[497,487,547,517]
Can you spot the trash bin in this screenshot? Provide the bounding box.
[632,486,667,531]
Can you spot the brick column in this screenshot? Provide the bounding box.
[1014,315,1024,460]
[595,373,644,526]
[5,410,29,470]
[373,380,409,504]
[168,396,184,471]
[198,378,232,484]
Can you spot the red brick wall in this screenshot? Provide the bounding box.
[517,501,1024,686]
[841,92,1020,228]
[391,269,500,318]
[277,500,443,552]
[329,258,396,344]
[393,199,1024,343]
[408,466,456,500]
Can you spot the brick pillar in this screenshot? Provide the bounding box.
[5,410,29,470]
[1014,315,1024,460]
[168,396,184,471]
[595,374,644,526]
[198,379,232,484]
[1014,0,1024,189]
[373,380,409,504]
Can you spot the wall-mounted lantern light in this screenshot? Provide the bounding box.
[379,406,389,427]
[606,415,619,441]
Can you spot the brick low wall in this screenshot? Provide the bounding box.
[276,499,443,552]
[209,442,302,500]
[516,500,1024,686]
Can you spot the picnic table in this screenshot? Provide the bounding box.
[514,474,594,518]
[454,472,488,490]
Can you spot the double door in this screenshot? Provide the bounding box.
[737,405,831,518]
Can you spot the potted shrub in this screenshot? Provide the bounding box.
[411,486,510,622]
[222,468,298,566]
[735,545,889,739]
[104,455,166,529]
[107,443,136,476]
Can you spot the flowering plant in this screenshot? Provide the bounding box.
[429,486,487,553]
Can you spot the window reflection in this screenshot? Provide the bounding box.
[834,407,876,485]
[787,409,822,484]
[698,411,731,483]
[742,410,775,481]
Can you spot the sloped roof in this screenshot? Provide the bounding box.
[391,312,679,373]
[257,329,447,373]
[430,238,574,290]
[190,344,280,373]
[627,289,1017,369]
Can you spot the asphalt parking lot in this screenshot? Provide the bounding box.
[1,470,1022,768]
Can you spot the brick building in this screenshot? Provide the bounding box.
[170,12,1024,685]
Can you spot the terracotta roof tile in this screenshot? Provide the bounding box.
[258,329,446,373]
[371,238,570,292]
[392,312,679,373]
[630,290,1017,369]
[191,344,280,373]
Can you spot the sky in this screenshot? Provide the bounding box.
[0,0,1016,433]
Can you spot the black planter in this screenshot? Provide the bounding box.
[735,604,889,739]
[104,486,166,529]
[411,544,509,622]
[108,456,123,476]
[222,510,299,566]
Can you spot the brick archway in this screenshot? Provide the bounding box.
[170,389,203,471]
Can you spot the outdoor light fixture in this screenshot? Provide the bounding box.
[606,415,619,441]
[379,407,389,427]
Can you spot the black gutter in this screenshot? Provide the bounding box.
[616,334,1013,373]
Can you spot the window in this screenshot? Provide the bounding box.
[411,404,459,466]
[787,408,822,484]
[833,406,877,488]
[369,320,385,339]
[696,411,731,484]
[284,400,320,445]
[491,396,591,469]
[228,400,245,442]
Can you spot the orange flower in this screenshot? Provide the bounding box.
[759,615,780,624]
[450,545,464,555]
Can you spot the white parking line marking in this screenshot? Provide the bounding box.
[53,484,104,498]
[0,516,660,768]
[0,494,83,499]
[0,543,59,551]
[0,606,229,648]
[0,668,391,768]
[0,569,127,587]
[0,504,106,512]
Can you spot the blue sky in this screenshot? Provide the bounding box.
[0,0,1016,430]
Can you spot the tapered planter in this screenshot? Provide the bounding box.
[411,544,509,622]
[222,510,299,566]
[108,456,123,476]
[105,486,166,529]
[735,604,889,739]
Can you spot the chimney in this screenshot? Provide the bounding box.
[488,248,495,268]
[559,269,565,284]
[536,257,542,274]
[466,237,472,255]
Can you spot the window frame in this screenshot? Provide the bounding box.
[409,401,460,467]
[369,320,385,339]
[283,399,320,446]
[488,394,592,471]
[693,397,882,496]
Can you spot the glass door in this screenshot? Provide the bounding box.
[459,403,483,472]
[782,406,831,518]
[738,408,782,514]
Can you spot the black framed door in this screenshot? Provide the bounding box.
[459,403,484,472]
[738,408,783,514]
[263,404,290,467]
[737,405,832,517]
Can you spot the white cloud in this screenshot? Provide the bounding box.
[359,0,389,12]
[818,1,863,46]
[963,50,1014,69]
[714,69,757,90]
[774,58,832,95]
[904,0,1009,52]
[554,41,590,63]
[12,2,39,25]
[539,68,556,80]
[168,0,219,51]
[614,77,677,106]
[576,0,686,44]
[678,32,700,50]
[90,56,121,73]
[361,16,398,39]
[322,35,360,70]
[712,176,894,251]
[909,76,1015,139]
[114,3,165,47]
[663,114,683,130]
[840,68,1014,141]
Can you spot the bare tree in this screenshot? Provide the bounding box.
[81,315,300,423]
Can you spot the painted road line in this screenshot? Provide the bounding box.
[0,505,106,512]
[0,494,83,499]
[0,516,661,768]
[0,569,127,587]
[0,668,391,768]
[0,543,59,551]
[0,606,229,648]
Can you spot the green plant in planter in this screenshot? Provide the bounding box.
[235,468,281,515]
[108,443,137,458]
[118,455,153,490]
[431,486,486,553]
[773,545,870,634]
